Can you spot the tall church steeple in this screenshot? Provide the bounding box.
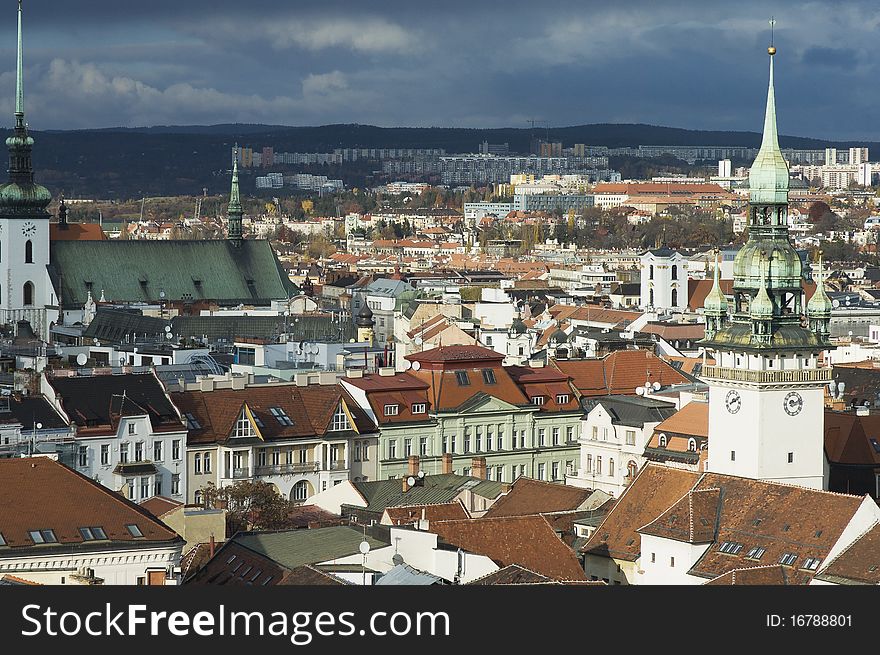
[2,0,49,205]
[227,145,243,246]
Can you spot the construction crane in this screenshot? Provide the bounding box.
[526,118,550,144]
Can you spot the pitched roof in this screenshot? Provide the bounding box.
[172,384,374,446]
[375,563,444,585]
[51,239,295,308]
[352,473,504,513]
[483,477,598,518]
[0,457,181,552]
[49,372,182,435]
[382,501,470,525]
[50,222,108,241]
[279,565,349,585]
[433,515,587,581]
[234,526,388,570]
[824,410,880,466]
[406,344,504,365]
[467,564,553,585]
[583,395,678,428]
[581,464,700,561]
[552,350,691,397]
[653,401,709,438]
[139,496,184,518]
[0,394,68,430]
[704,564,793,585]
[814,523,880,585]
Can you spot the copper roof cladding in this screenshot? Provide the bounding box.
[483,477,596,518]
[49,371,183,436]
[432,515,588,581]
[0,457,181,550]
[171,383,375,446]
[815,523,880,585]
[581,464,701,562]
[552,350,692,397]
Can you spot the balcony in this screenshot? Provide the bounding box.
[701,365,832,385]
[254,462,320,476]
[329,460,348,471]
[230,467,251,479]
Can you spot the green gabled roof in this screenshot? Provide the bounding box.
[51,239,297,308]
[171,313,356,343]
[234,526,388,570]
[353,473,504,512]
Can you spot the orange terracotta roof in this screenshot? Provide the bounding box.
[484,478,595,518]
[50,223,108,241]
[704,565,793,585]
[382,501,470,525]
[432,515,588,581]
[552,350,691,397]
[652,401,709,439]
[816,523,880,585]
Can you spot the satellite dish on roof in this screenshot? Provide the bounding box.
[407,476,417,487]
[652,382,661,391]
[635,387,645,396]
[76,353,87,366]
[403,360,412,370]
[414,336,423,345]
[417,470,425,479]
[411,361,421,371]
[359,541,371,555]
[165,325,172,333]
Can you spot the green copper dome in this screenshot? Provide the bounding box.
[750,260,773,320]
[732,241,802,289]
[807,253,832,317]
[704,251,728,315]
[748,52,789,205]
[0,180,51,210]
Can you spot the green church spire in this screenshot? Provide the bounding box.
[748,33,789,206]
[227,145,243,245]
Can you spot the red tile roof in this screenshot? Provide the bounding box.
[0,457,181,550]
[815,523,880,585]
[139,496,184,518]
[382,501,470,525]
[50,223,108,241]
[432,515,587,581]
[552,350,691,397]
[484,477,596,518]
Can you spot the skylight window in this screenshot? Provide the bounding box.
[79,527,107,541]
[455,370,471,386]
[252,414,265,428]
[745,546,766,560]
[269,407,294,426]
[184,413,201,430]
[779,553,798,566]
[125,524,144,538]
[802,558,821,571]
[481,369,496,385]
[718,541,743,555]
[29,529,57,544]
[0,532,6,546]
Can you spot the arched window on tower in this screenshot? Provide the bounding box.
[649,265,654,280]
[671,288,678,307]
[672,265,678,280]
[25,240,33,264]
[649,288,654,306]
[23,281,34,306]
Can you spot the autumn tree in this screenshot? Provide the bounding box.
[199,480,297,536]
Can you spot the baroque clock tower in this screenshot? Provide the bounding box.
[700,43,832,490]
[0,1,54,339]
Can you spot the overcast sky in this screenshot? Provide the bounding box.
[0,1,877,140]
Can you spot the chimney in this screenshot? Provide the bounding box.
[294,373,310,387]
[318,371,337,386]
[407,455,419,476]
[471,456,487,480]
[231,374,246,390]
[209,534,216,559]
[378,367,395,377]
[441,452,453,474]
[402,476,411,493]
[199,376,215,392]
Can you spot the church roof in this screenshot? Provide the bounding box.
[50,239,296,308]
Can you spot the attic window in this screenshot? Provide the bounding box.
[779,552,798,566]
[268,407,293,426]
[532,396,546,406]
[226,555,237,564]
[455,371,470,386]
[184,413,201,430]
[556,394,570,405]
[782,524,790,532]
[252,414,265,429]
[626,538,635,546]
[718,541,743,555]
[125,524,144,538]
[802,558,821,571]
[745,546,766,560]
[29,529,57,544]
[78,527,107,541]
[814,530,823,538]
[331,405,351,431]
[699,518,710,526]
[481,369,496,385]
[384,404,400,417]
[752,518,762,527]
[412,403,426,414]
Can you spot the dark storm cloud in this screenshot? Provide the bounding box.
[0,0,878,139]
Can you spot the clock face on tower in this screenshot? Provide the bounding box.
[21,221,36,237]
[784,391,804,416]
[725,390,742,414]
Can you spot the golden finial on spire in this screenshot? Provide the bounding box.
[768,17,776,56]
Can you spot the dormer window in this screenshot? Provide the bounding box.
[532,396,545,406]
[659,434,667,447]
[234,412,255,438]
[688,438,697,452]
[331,405,351,430]
[412,403,426,414]
[384,404,400,417]
[556,394,569,405]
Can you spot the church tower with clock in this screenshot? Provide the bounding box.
[0,1,55,339]
[700,42,832,490]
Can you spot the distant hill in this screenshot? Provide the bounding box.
[3,122,874,200]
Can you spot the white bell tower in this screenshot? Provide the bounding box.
[700,42,832,491]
